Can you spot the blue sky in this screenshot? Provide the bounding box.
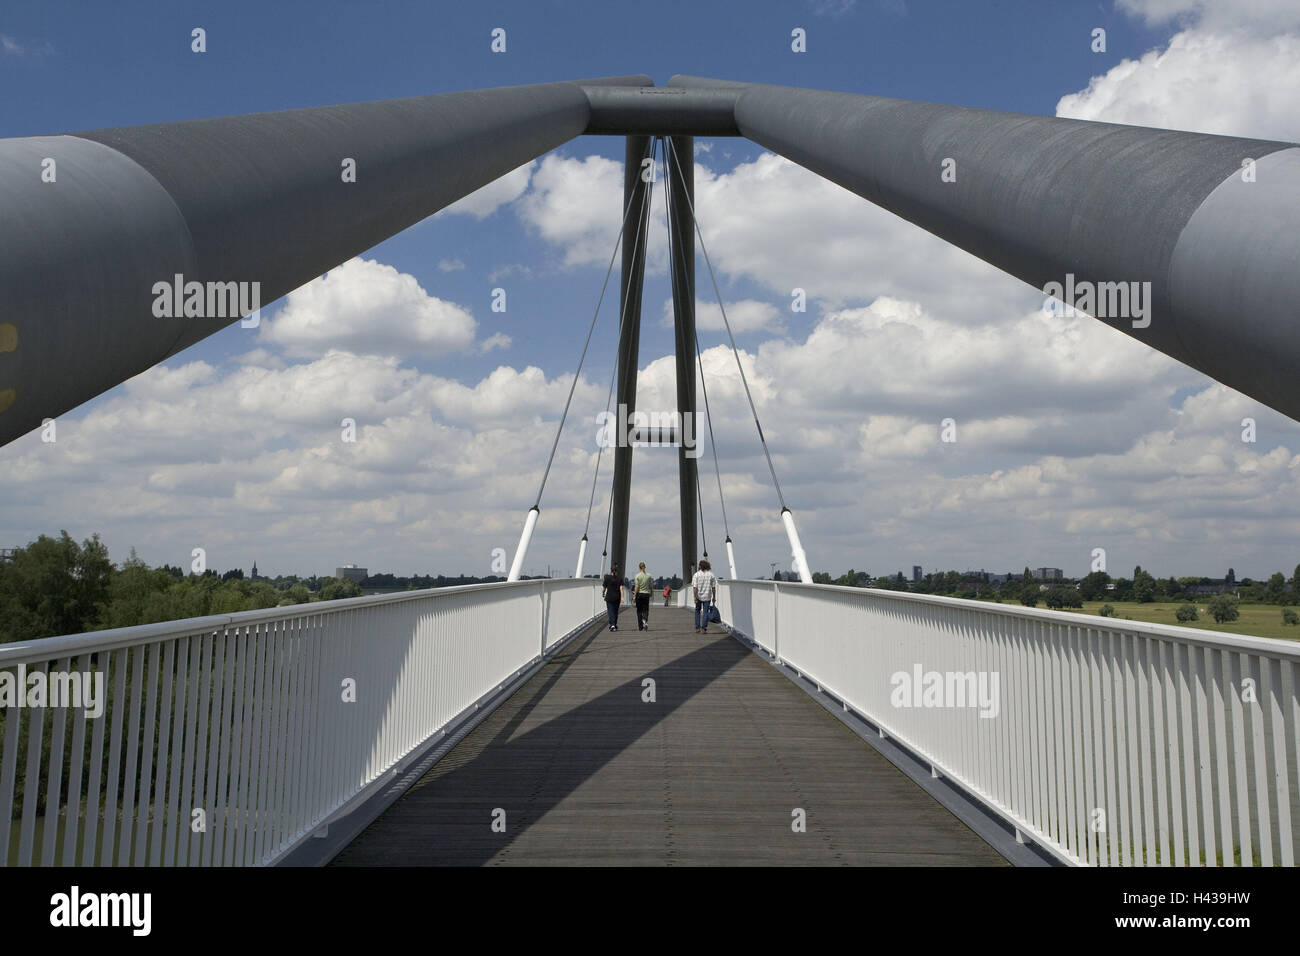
[1,0,1167,390]
[3,0,1300,583]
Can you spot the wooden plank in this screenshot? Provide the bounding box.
[333,609,1008,867]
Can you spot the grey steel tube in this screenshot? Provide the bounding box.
[668,135,699,585]
[0,75,650,447]
[609,135,652,581]
[582,86,740,136]
[671,75,1300,421]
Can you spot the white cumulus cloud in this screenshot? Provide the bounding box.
[258,257,479,359]
[436,161,536,219]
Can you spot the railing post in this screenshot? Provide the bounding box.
[540,578,548,655]
[773,581,780,662]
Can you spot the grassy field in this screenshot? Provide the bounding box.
[1073,600,1300,643]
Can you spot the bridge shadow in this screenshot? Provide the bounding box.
[330,612,749,866]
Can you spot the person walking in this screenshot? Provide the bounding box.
[633,562,653,631]
[692,559,718,633]
[603,563,624,631]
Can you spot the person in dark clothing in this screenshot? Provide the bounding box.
[603,564,624,631]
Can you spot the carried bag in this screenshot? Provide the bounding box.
[708,603,722,624]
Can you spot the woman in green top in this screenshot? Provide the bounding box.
[634,562,654,631]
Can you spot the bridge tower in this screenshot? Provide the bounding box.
[667,135,699,586]
[607,135,698,587]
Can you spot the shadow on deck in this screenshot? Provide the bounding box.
[330,606,1007,866]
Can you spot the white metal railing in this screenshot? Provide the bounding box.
[0,578,600,867]
[717,580,1300,867]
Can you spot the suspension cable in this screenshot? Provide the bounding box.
[693,328,729,536]
[658,140,731,543]
[665,137,789,512]
[695,462,708,559]
[601,465,615,568]
[533,136,656,510]
[583,357,619,537]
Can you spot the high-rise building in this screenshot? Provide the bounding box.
[336,565,368,583]
[1034,567,1063,581]
[912,565,923,583]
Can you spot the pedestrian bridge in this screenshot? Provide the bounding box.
[4,72,1300,869]
[2,579,1296,867]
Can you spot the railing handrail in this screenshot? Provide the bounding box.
[718,577,1300,867]
[0,577,590,666]
[1,577,603,867]
[724,579,1300,661]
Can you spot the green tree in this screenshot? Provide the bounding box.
[834,568,868,588]
[1099,604,1115,617]
[1078,570,1111,601]
[320,577,363,601]
[1132,566,1157,603]
[0,531,113,641]
[1208,594,1239,625]
[1264,572,1287,605]
[97,548,180,629]
[811,571,833,585]
[1176,603,1198,623]
[283,584,312,605]
[1283,608,1299,626]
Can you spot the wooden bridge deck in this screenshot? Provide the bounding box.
[330,606,1008,866]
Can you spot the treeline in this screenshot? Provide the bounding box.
[0,532,363,644]
[360,572,512,589]
[809,567,1088,608]
[802,564,1300,609]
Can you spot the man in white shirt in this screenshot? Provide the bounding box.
[692,559,718,634]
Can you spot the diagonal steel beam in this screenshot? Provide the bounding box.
[671,75,1300,422]
[0,76,649,446]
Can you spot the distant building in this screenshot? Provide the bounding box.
[336,565,368,583]
[250,560,260,580]
[912,565,923,583]
[1034,568,1063,581]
